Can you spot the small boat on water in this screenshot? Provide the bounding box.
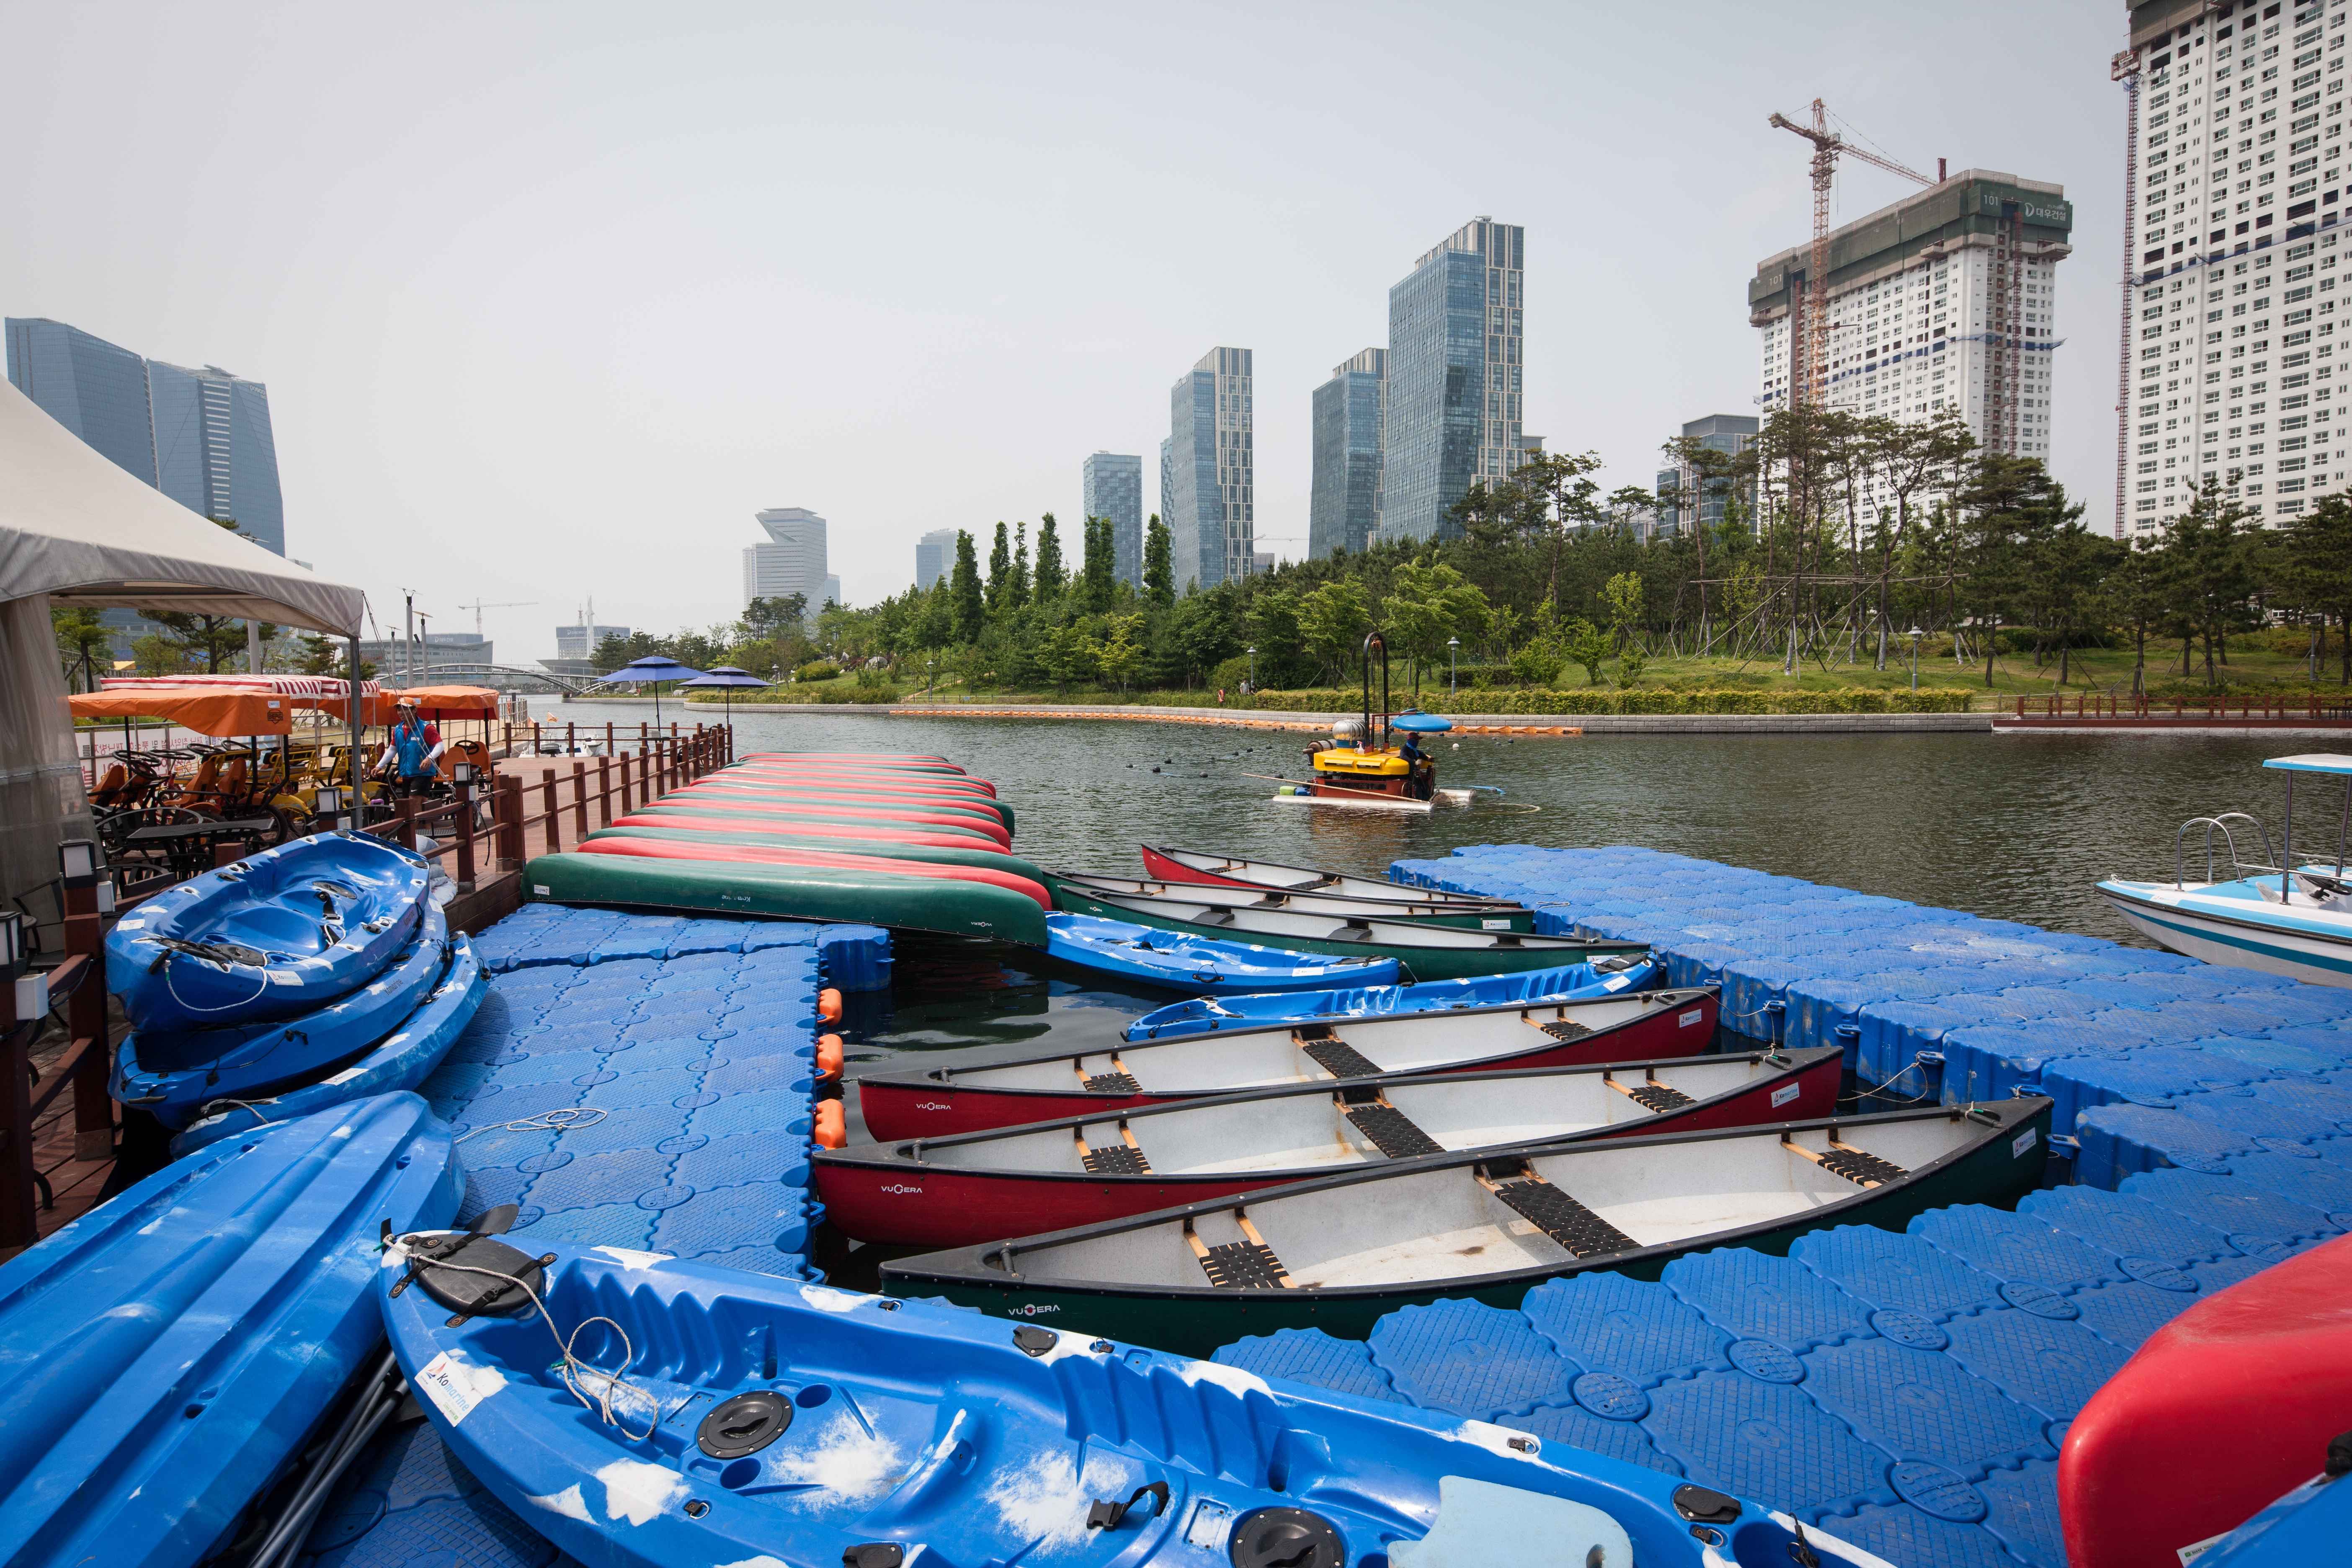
[1122,955,1656,1042]
[114,904,454,1129]
[1141,843,1525,908]
[818,1045,1843,1245]
[0,1093,455,1568]
[169,932,487,1157]
[1047,869,1535,931]
[1261,634,1493,812]
[1058,884,1643,982]
[882,1097,2054,1355]
[2098,753,2352,987]
[2058,1230,2352,1568]
[853,984,1720,1138]
[105,831,430,1033]
[378,1239,1888,1568]
[1044,912,1400,993]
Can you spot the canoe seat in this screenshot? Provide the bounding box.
[1785,1135,1907,1189]
[1477,1160,1639,1259]
[1536,1019,1593,1042]
[1297,1031,1382,1080]
[1337,1088,1444,1158]
[1083,1073,1142,1094]
[1609,1076,1696,1114]
[1186,1215,1291,1289]
[1076,1126,1153,1175]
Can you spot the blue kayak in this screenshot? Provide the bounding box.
[116,904,452,1129]
[0,1093,456,1568]
[377,1241,1887,1568]
[170,933,487,1158]
[1124,954,1659,1040]
[106,831,431,1034]
[2196,1465,2352,1567]
[1047,911,1399,993]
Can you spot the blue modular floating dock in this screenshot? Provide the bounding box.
[297,906,885,1568]
[1208,845,2352,1568]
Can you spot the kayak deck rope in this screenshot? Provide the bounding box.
[454,1106,610,1142]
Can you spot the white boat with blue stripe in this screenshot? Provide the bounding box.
[2099,753,2352,988]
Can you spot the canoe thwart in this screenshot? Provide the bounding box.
[1477,1159,1640,1259]
[1188,1215,1292,1289]
[1078,1125,1152,1175]
[1607,1073,1697,1113]
[1538,1018,1594,1042]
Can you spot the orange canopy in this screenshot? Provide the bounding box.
[383,684,498,720]
[71,686,299,738]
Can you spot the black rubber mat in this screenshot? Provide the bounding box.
[1483,1173,1639,1259]
[1198,1239,1289,1289]
[1817,1145,1907,1186]
[1301,1037,1383,1080]
[1538,1019,1593,1042]
[1083,1072,1142,1093]
[1624,1081,1696,1113]
[1343,1102,1445,1159]
[1081,1142,1150,1175]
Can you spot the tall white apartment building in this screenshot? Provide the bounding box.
[742,506,828,627]
[1750,172,2071,531]
[2120,0,2352,537]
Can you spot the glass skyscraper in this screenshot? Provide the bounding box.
[1167,346,1253,591]
[1376,218,1527,544]
[6,318,286,554]
[914,527,957,591]
[1309,348,1385,559]
[742,507,828,627]
[1653,414,1759,539]
[1081,451,1144,588]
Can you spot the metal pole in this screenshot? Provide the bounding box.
[2337,777,2350,882]
[2283,777,2296,904]
[346,633,364,804]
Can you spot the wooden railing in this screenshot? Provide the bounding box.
[0,721,735,1251]
[2008,694,2352,721]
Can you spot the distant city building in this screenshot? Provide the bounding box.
[1158,438,1174,568]
[1751,171,2068,534]
[1252,551,1276,575]
[1309,347,1385,559]
[555,622,630,661]
[358,632,492,682]
[1082,451,1145,587]
[914,527,957,591]
[8,317,289,653]
[824,574,841,610]
[2116,5,2344,535]
[1377,219,1529,544]
[742,507,828,627]
[1168,346,1254,590]
[1653,415,1760,538]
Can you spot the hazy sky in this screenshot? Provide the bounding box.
[3,2,2125,660]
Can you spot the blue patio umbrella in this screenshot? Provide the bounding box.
[603,654,705,727]
[677,665,770,725]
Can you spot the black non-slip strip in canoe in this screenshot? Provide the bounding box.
[1081,1143,1150,1175]
[1624,1081,1696,1113]
[1539,1019,1593,1042]
[1343,1102,1445,1159]
[1198,1240,1290,1289]
[1485,1177,1640,1259]
[1083,1073,1142,1094]
[1301,1037,1383,1080]
[1818,1146,1907,1186]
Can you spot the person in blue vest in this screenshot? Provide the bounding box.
[375,698,446,798]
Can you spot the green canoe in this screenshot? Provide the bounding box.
[1057,885,1643,981]
[1044,870,1536,933]
[523,851,1050,945]
[589,825,1048,884]
[683,781,1014,834]
[881,1097,2053,1357]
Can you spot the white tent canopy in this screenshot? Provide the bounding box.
[0,378,362,634]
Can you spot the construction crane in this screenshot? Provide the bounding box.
[1769,100,1938,413]
[456,598,536,637]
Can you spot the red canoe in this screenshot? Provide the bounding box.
[2059,1229,2352,1568]
[743,751,959,768]
[722,765,999,798]
[611,811,998,853]
[657,793,1011,847]
[854,985,1722,1140]
[680,781,1012,826]
[822,1044,1838,1246]
[629,801,1004,845]
[575,835,1050,909]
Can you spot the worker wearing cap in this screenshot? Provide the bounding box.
[377,699,446,796]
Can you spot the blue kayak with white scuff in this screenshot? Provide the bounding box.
[0,1093,457,1568]
[170,932,487,1158]
[116,904,452,1129]
[1124,954,1658,1040]
[1046,911,1399,993]
[377,1239,1894,1568]
[106,831,431,1033]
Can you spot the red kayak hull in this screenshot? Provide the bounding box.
[1139,845,1265,890]
[854,990,1721,1140]
[823,1046,1835,1245]
[656,794,1012,847]
[724,765,998,798]
[575,836,1050,909]
[611,812,996,852]
[2058,1229,2352,1568]
[632,802,1002,844]
[680,781,1012,828]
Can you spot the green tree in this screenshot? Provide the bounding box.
[1011,521,1032,609]
[2102,537,2169,696]
[1034,513,1067,603]
[52,606,112,689]
[1385,560,1493,693]
[1093,613,1145,694]
[1038,620,1098,693]
[1955,455,2071,686]
[1078,516,1117,612]
[1601,571,1644,652]
[2277,493,2352,684]
[1298,578,1372,682]
[150,611,255,673]
[1561,618,1611,686]
[2162,482,2262,685]
[986,522,1014,613]
[1142,513,1174,606]
[740,595,806,640]
[1166,593,1238,687]
[950,530,985,643]
[1243,588,1306,689]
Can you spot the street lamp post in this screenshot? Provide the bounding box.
[1246,645,1256,694]
[926,655,935,700]
[1448,636,1460,698]
[1907,627,1924,692]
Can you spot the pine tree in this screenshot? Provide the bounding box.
[950,530,985,642]
[986,523,1013,612]
[1034,513,1066,602]
[1143,513,1174,606]
[1011,521,1032,608]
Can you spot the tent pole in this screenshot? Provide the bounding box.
[347,633,364,802]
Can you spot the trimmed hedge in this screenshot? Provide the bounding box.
[1136,687,1978,715]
